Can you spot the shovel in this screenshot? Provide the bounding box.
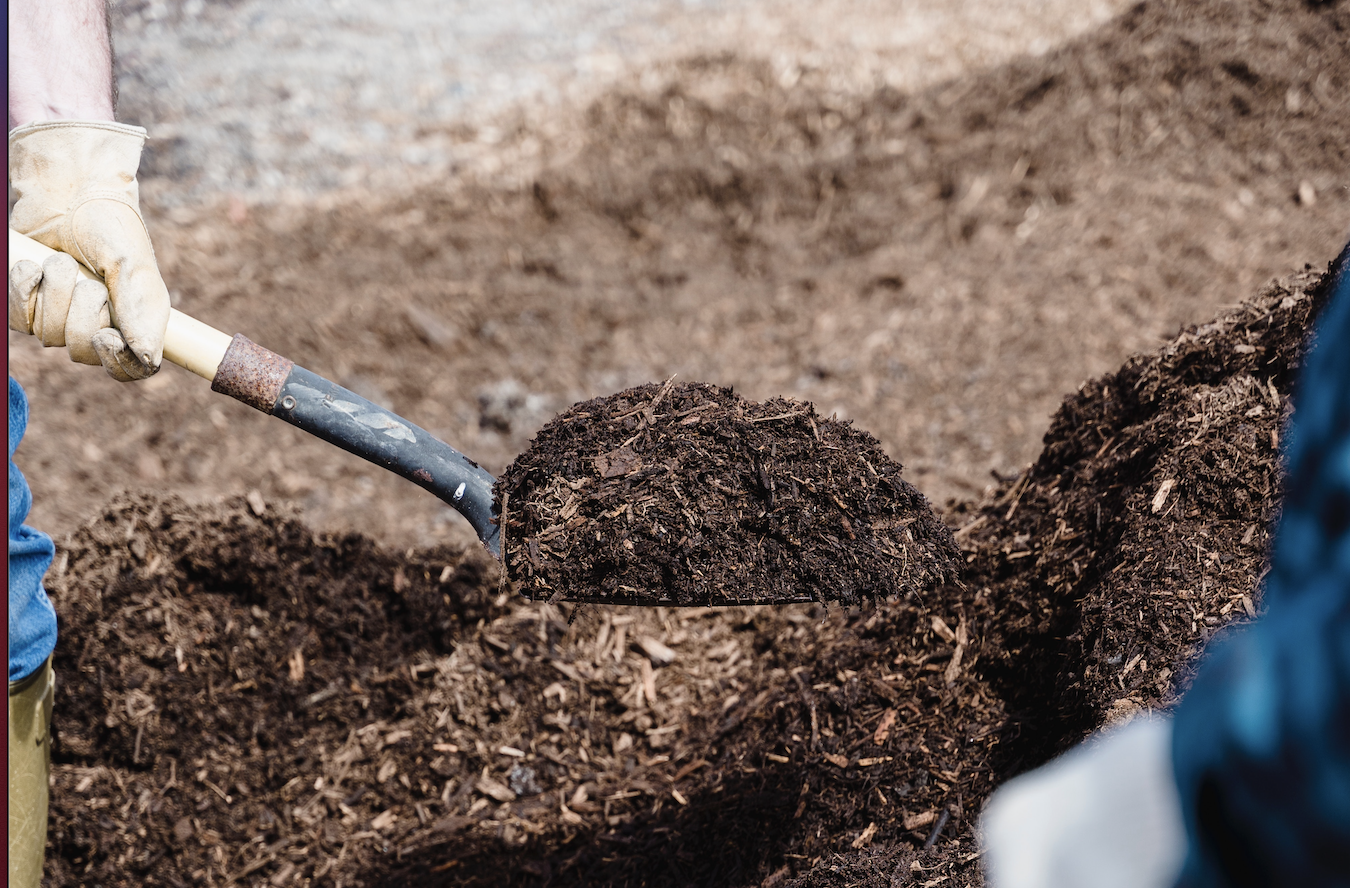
[10,230,961,607]
[8,228,502,556]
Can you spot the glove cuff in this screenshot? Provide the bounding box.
[7,119,148,144]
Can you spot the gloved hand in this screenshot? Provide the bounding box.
[7,120,170,381]
[979,716,1187,888]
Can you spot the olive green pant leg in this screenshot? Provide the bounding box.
[9,658,54,888]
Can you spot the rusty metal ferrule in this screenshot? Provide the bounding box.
[210,334,295,413]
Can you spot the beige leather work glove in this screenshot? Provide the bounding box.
[8,120,170,381]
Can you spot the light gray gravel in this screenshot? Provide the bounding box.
[112,0,1128,205]
[116,0,728,199]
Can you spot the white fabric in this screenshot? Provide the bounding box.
[980,716,1187,888]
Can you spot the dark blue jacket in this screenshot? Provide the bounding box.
[1172,240,1350,888]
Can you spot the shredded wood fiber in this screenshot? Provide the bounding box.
[497,381,961,606]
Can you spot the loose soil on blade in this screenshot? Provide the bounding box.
[498,381,958,607]
[43,264,1337,887]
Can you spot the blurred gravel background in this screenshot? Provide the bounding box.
[114,0,1128,203]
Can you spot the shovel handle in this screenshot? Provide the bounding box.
[7,228,501,556]
[8,228,233,379]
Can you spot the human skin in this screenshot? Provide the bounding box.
[8,0,116,128]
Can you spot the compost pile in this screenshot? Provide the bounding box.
[498,381,959,607]
[41,261,1335,888]
[28,0,1350,881]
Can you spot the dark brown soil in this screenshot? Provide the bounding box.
[498,381,958,606]
[19,0,1350,883]
[44,492,503,887]
[42,260,1338,888]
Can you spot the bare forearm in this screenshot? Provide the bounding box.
[8,0,116,129]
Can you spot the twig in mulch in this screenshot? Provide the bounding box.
[923,807,952,850]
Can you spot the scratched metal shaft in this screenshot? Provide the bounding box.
[211,334,501,554]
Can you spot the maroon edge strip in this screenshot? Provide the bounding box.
[210,334,295,413]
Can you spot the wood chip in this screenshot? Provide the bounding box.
[270,861,297,886]
[477,776,517,802]
[903,810,938,830]
[286,649,304,682]
[403,303,457,348]
[822,753,850,768]
[1151,479,1176,514]
[850,821,878,849]
[636,636,677,666]
[640,659,657,705]
[594,446,642,478]
[873,708,898,745]
[671,759,709,782]
[943,619,969,686]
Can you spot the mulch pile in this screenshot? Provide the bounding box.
[43,262,1337,887]
[950,265,1329,774]
[44,494,501,887]
[498,380,959,607]
[31,0,1350,881]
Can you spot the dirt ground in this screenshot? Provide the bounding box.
[8,0,1350,884]
[40,260,1338,888]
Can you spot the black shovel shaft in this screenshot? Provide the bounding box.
[211,335,501,556]
[274,367,501,554]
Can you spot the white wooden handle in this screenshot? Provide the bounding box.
[7,227,233,381]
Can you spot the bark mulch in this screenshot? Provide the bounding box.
[42,258,1337,888]
[498,380,959,607]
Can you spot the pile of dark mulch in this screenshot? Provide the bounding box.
[759,262,1340,888]
[948,263,1333,774]
[40,261,1334,888]
[43,491,993,888]
[43,493,499,887]
[497,381,960,606]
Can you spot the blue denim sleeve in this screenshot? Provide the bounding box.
[8,376,57,683]
[1171,241,1350,888]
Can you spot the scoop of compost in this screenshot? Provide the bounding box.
[495,380,960,606]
